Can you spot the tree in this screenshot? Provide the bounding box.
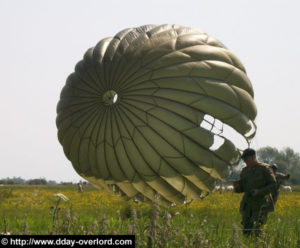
[27,178,48,185]
[257,146,300,185]
[48,180,57,185]
[277,147,300,170]
[256,146,280,164]
[0,178,14,185]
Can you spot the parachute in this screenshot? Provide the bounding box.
[56,24,257,206]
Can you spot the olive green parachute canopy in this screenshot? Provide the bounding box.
[56,24,257,206]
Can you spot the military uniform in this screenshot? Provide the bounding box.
[272,172,290,205]
[233,162,276,236]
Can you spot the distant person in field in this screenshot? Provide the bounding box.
[270,164,290,205]
[77,182,83,193]
[233,148,276,236]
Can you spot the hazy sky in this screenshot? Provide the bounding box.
[1,0,299,182]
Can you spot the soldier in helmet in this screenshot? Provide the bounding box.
[233,148,276,236]
[270,164,290,205]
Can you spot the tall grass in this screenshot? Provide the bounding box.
[0,185,300,247]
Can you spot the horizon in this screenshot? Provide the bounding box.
[2,144,298,182]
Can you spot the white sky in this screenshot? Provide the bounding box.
[0,0,299,182]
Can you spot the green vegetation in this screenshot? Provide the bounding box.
[1,185,300,247]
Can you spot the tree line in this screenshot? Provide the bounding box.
[0,177,89,185]
[0,177,57,185]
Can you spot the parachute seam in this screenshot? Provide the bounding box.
[181,132,186,156]
[109,28,136,88]
[123,75,254,114]
[94,38,115,91]
[122,96,246,173]
[91,124,108,179]
[105,38,123,89]
[118,104,188,201]
[180,46,238,69]
[114,105,162,179]
[124,88,253,126]
[64,84,102,97]
[119,50,243,90]
[191,77,208,94]
[223,66,235,81]
[60,95,101,99]
[108,106,129,183]
[157,93,251,141]
[75,106,102,176]
[91,38,113,90]
[87,105,107,179]
[102,108,115,181]
[122,98,229,167]
[112,104,154,184]
[109,27,163,87]
[65,102,101,130]
[94,109,108,146]
[121,102,211,195]
[91,46,108,93]
[66,103,101,174]
[228,85,243,112]
[121,62,251,95]
[115,43,225,89]
[122,93,249,140]
[58,102,103,131]
[101,40,119,91]
[57,100,100,115]
[75,62,105,94]
[115,105,184,203]
[122,73,251,98]
[94,108,111,180]
[121,101,216,191]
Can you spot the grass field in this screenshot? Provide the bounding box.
[1,185,300,247]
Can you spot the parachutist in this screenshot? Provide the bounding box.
[233,148,276,236]
[77,182,83,193]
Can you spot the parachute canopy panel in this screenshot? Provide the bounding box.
[56,24,257,205]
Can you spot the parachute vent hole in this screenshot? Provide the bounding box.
[209,135,225,151]
[113,93,118,103]
[102,90,118,106]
